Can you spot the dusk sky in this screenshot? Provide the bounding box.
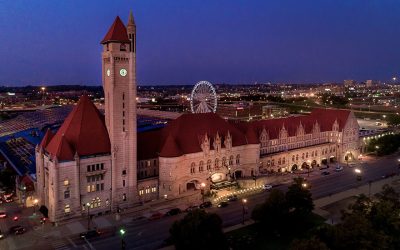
[1,0,400,86]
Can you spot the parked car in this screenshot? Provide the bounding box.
[148,212,164,220]
[227,195,238,202]
[335,166,344,172]
[199,201,212,209]
[80,229,100,239]
[217,201,229,208]
[321,171,330,176]
[263,184,273,190]
[185,205,199,212]
[9,225,26,235]
[166,208,181,216]
[0,212,6,219]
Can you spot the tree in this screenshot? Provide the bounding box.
[169,209,228,250]
[251,189,288,232]
[290,237,329,250]
[286,177,314,216]
[375,184,400,208]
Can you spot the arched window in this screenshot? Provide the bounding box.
[190,162,195,174]
[278,158,281,165]
[282,157,286,164]
[306,152,308,158]
[302,153,305,159]
[222,157,226,167]
[199,161,204,172]
[236,155,240,165]
[214,158,219,168]
[292,155,295,162]
[296,154,299,161]
[229,155,234,166]
[207,160,211,170]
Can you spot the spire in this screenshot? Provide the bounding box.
[128,10,135,26]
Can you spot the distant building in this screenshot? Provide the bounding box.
[365,80,379,88]
[262,105,288,119]
[344,80,357,87]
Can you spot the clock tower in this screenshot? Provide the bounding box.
[101,12,137,208]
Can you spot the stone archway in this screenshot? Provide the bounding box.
[186,182,196,191]
[311,160,317,167]
[345,152,354,162]
[291,164,298,171]
[234,170,242,179]
[301,162,308,169]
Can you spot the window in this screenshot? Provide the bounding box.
[96,164,100,171]
[64,204,70,213]
[199,161,204,172]
[120,43,126,51]
[64,179,69,186]
[101,183,104,191]
[123,180,126,187]
[215,158,219,168]
[92,165,95,171]
[101,163,104,170]
[222,157,226,167]
[190,162,195,174]
[236,155,240,165]
[229,155,234,166]
[87,185,91,193]
[123,194,127,201]
[106,199,110,206]
[151,187,157,192]
[122,170,126,175]
[64,190,70,199]
[207,160,211,170]
[87,165,90,172]
[139,189,144,195]
[96,184,100,191]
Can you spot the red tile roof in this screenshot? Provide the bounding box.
[137,129,163,160]
[45,95,110,161]
[39,128,54,148]
[139,113,248,158]
[101,16,130,44]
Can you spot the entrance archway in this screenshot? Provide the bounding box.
[321,158,328,165]
[301,162,308,169]
[291,164,298,171]
[234,170,242,179]
[311,160,317,167]
[345,152,354,162]
[186,182,196,191]
[330,156,336,163]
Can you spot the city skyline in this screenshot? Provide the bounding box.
[1,0,400,86]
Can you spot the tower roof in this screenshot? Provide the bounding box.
[128,10,135,26]
[101,16,130,44]
[45,95,111,161]
[39,128,54,148]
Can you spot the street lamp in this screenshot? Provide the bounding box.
[120,228,126,250]
[33,199,39,215]
[200,182,206,203]
[242,199,247,225]
[302,183,308,189]
[86,202,91,230]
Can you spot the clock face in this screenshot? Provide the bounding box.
[120,68,127,77]
[106,69,110,76]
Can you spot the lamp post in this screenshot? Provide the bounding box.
[33,199,39,215]
[86,202,91,230]
[200,182,206,203]
[120,228,126,250]
[242,198,247,225]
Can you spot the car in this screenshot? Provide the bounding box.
[335,166,344,172]
[263,184,273,190]
[9,225,26,235]
[166,208,181,216]
[199,201,212,209]
[4,197,13,203]
[0,212,6,219]
[185,205,199,212]
[227,195,238,202]
[217,201,229,208]
[13,215,19,221]
[321,171,330,176]
[80,229,100,239]
[148,212,163,220]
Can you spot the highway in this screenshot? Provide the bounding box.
[81,154,400,250]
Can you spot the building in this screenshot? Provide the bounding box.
[366,80,379,88]
[36,13,137,222]
[35,13,361,222]
[344,79,357,87]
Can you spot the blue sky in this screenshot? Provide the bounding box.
[0,0,400,86]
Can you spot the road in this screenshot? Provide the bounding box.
[77,154,400,250]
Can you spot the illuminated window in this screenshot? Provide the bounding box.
[139,189,144,196]
[87,185,91,193]
[151,187,157,192]
[106,199,110,206]
[236,155,240,165]
[123,193,127,201]
[64,179,69,186]
[64,204,70,213]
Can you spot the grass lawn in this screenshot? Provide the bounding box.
[226,213,326,250]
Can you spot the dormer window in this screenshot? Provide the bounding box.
[120,44,127,51]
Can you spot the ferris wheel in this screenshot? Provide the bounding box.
[190,81,218,113]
